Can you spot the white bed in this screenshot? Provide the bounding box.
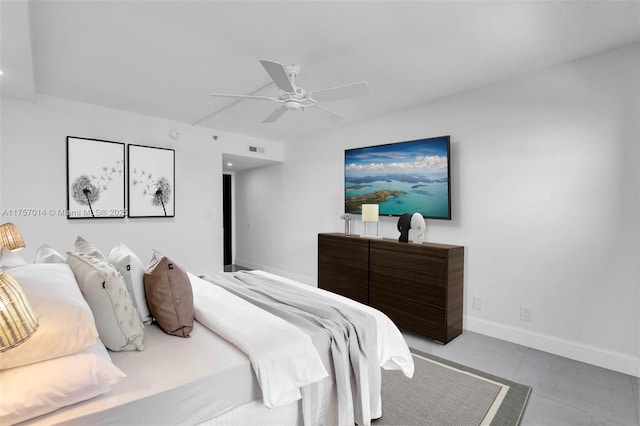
[1,244,413,426]
[19,322,302,426]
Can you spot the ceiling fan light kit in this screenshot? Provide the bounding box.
[209,59,370,123]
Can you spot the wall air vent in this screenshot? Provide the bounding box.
[249,146,265,153]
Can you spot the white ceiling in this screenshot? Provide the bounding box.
[2,1,639,152]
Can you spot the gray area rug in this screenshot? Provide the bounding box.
[373,349,531,425]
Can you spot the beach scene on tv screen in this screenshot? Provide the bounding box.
[345,137,450,218]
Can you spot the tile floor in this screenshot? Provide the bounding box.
[402,329,640,426]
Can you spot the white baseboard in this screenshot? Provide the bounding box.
[466,315,640,378]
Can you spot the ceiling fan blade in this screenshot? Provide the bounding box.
[209,93,277,101]
[310,81,370,102]
[311,104,344,123]
[263,108,288,123]
[259,60,296,93]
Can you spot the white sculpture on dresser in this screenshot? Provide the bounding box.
[410,212,426,244]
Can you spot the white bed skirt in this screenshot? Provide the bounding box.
[198,399,302,426]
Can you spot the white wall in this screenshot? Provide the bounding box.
[234,43,640,376]
[0,95,232,274]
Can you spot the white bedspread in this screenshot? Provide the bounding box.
[247,270,415,378]
[188,273,328,409]
[204,271,381,426]
[195,270,415,426]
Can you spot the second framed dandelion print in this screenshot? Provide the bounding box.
[128,144,175,218]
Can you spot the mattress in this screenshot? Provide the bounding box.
[20,322,269,426]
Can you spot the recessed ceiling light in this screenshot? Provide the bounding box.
[0,70,3,76]
[227,163,232,167]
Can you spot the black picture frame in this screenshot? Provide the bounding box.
[127,144,175,218]
[66,136,126,219]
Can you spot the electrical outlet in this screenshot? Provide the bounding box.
[472,296,483,311]
[520,306,533,322]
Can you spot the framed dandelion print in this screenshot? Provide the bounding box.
[66,137,126,219]
[128,144,175,218]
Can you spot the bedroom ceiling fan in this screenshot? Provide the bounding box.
[209,59,370,123]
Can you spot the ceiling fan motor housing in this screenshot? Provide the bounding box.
[284,100,301,110]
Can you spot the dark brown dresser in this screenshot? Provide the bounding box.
[318,233,464,344]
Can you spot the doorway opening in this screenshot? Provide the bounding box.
[222,174,232,267]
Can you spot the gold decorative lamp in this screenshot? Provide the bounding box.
[0,223,25,252]
[0,269,38,352]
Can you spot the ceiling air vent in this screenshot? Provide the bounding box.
[249,146,265,153]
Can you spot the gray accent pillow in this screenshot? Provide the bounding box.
[67,252,144,351]
[74,236,108,262]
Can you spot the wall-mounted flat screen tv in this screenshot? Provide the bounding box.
[344,135,451,219]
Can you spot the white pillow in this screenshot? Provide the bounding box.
[74,235,108,262]
[34,243,66,263]
[0,247,27,269]
[0,341,126,425]
[0,264,99,370]
[108,242,152,325]
[67,252,144,352]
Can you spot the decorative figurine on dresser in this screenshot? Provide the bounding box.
[410,212,426,243]
[397,213,412,242]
